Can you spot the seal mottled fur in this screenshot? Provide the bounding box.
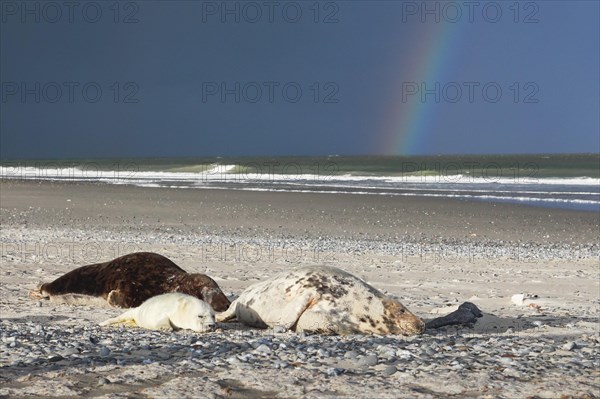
[217,265,424,335]
[29,252,230,311]
[100,293,216,332]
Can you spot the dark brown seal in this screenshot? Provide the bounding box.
[29,252,231,311]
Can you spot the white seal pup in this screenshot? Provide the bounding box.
[217,266,424,335]
[100,293,216,332]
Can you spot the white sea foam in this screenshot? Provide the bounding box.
[2,165,598,210]
[1,166,598,186]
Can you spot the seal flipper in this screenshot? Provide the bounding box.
[216,301,238,323]
[99,308,138,327]
[107,289,128,308]
[29,286,48,300]
[29,281,51,300]
[295,309,339,334]
[218,294,315,330]
[261,294,315,330]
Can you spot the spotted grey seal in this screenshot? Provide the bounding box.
[217,265,424,335]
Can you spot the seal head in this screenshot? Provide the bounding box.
[381,299,425,335]
[176,273,231,312]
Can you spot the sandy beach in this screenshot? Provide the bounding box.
[0,181,598,398]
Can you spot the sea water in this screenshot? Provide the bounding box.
[1,154,598,212]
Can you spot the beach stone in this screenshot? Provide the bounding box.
[396,349,413,360]
[255,344,271,354]
[238,354,252,362]
[511,294,525,306]
[275,361,289,369]
[317,349,329,357]
[99,347,110,357]
[326,367,344,376]
[562,342,576,351]
[133,349,152,357]
[60,348,80,357]
[502,367,522,378]
[424,347,437,356]
[357,354,378,367]
[382,365,397,376]
[98,377,110,386]
[377,345,394,353]
[273,326,286,334]
[554,350,574,357]
[226,356,239,364]
[250,338,271,349]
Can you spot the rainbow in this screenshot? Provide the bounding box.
[379,20,462,155]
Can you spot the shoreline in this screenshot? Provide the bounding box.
[2,173,598,214]
[1,180,599,245]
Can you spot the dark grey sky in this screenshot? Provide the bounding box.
[1,1,599,159]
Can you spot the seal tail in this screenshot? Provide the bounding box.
[99,308,137,327]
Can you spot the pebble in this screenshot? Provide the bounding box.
[357,354,378,367]
[502,367,521,378]
[562,342,576,351]
[99,347,110,357]
[326,367,344,376]
[60,348,80,357]
[4,319,592,384]
[226,356,240,364]
[273,326,286,334]
[396,349,413,359]
[255,344,271,354]
[317,349,329,357]
[98,377,110,386]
